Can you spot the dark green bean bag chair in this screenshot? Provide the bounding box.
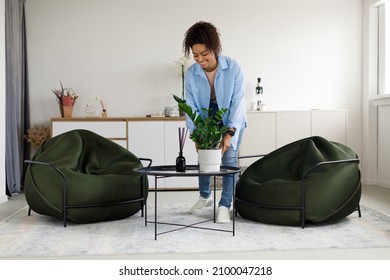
[24,129,148,224]
[236,136,361,226]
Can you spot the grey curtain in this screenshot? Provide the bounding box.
[5,0,29,195]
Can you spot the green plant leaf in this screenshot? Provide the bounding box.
[172,94,228,149]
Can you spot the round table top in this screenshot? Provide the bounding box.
[133,165,241,177]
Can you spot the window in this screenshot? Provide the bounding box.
[378,2,390,96]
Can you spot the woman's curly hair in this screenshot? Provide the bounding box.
[183,21,222,57]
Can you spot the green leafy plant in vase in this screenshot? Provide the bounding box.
[173,94,228,171]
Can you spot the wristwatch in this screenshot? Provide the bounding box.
[227,128,236,137]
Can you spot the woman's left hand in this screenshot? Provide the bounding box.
[221,134,232,155]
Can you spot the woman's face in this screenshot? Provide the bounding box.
[191,44,217,72]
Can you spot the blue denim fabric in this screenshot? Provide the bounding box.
[198,128,244,208]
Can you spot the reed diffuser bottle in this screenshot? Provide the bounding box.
[176,127,187,172]
[176,152,186,172]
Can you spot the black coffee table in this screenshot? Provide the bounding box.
[134,165,241,240]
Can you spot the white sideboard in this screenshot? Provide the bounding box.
[126,119,198,189]
[51,117,129,148]
[51,117,198,189]
[52,109,348,188]
[240,110,348,166]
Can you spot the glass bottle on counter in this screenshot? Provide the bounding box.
[256,77,263,111]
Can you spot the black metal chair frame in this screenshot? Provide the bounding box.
[236,155,361,228]
[24,158,152,227]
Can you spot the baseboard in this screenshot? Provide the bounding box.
[0,194,8,205]
[377,180,390,189]
[148,187,198,192]
[361,175,390,188]
[361,178,378,186]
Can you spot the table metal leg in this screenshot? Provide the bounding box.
[213,175,217,223]
[232,174,235,236]
[144,176,147,227]
[155,175,158,240]
[140,169,239,240]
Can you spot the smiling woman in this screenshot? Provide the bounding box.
[181,21,247,224]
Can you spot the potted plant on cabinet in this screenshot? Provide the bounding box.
[173,94,228,171]
[52,82,78,118]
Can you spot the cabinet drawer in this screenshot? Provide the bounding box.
[52,121,127,138]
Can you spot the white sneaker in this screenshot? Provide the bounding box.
[190,196,213,214]
[216,206,231,224]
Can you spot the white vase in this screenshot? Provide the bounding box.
[198,149,222,172]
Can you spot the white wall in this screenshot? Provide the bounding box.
[0,0,7,204]
[24,0,363,154]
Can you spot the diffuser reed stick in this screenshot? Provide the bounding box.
[176,127,188,172]
[178,127,188,153]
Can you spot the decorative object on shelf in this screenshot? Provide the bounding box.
[176,127,188,172]
[175,56,191,116]
[84,104,96,117]
[255,77,264,111]
[24,124,50,149]
[250,101,256,111]
[96,97,107,117]
[164,106,173,117]
[52,82,78,118]
[173,94,228,172]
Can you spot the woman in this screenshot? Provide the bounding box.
[183,21,247,223]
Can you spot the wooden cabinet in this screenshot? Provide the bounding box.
[240,112,276,167]
[51,117,198,190]
[51,118,128,148]
[51,110,347,187]
[164,121,198,166]
[127,121,165,166]
[163,121,198,189]
[311,110,347,144]
[127,120,197,189]
[276,111,311,147]
[240,110,348,167]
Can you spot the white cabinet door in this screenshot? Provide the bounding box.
[51,120,127,148]
[128,121,165,189]
[164,121,198,165]
[311,110,347,144]
[240,112,277,167]
[277,111,311,148]
[239,110,347,168]
[128,121,165,165]
[377,106,390,186]
[164,121,198,189]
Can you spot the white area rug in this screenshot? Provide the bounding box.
[0,203,389,258]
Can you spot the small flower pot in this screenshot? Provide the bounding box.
[61,106,73,118]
